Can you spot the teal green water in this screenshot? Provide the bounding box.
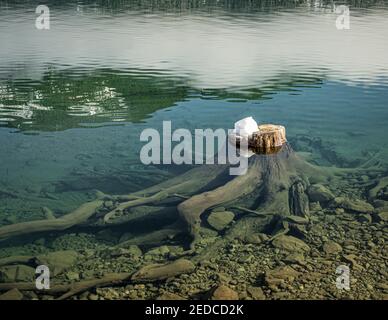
[0,1,388,248]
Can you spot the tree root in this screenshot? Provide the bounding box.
[178,161,262,249]
[116,221,184,247]
[103,165,228,224]
[131,259,195,282]
[368,176,388,200]
[0,259,195,300]
[56,273,132,300]
[0,255,37,267]
[0,199,103,240]
[0,273,132,300]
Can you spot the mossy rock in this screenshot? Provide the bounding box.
[307,184,334,203]
[272,235,310,253]
[0,265,35,283]
[207,211,235,231]
[36,250,79,276]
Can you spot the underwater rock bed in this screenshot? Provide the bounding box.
[0,134,387,300]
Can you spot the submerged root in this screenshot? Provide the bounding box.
[103,165,228,224]
[0,199,103,241]
[116,221,184,247]
[178,160,262,248]
[0,259,195,300]
[0,273,132,300]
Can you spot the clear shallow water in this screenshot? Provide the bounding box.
[0,1,387,256]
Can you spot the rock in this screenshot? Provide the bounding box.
[309,202,322,212]
[66,271,80,281]
[375,211,388,222]
[157,292,185,300]
[88,293,99,300]
[284,253,305,265]
[209,285,239,300]
[343,254,363,271]
[272,235,310,253]
[334,197,374,213]
[322,241,342,255]
[36,250,78,276]
[146,245,170,256]
[286,215,309,225]
[0,288,23,300]
[308,184,334,203]
[358,214,372,223]
[207,211,234,231]
[216,272,232,284]
[335,208,345,215]
[126,245,143,257]
[109,246,142,258]
[247,286,265,300]
[265,266,300,287]
[373,200,388,208]
[289,181,310,216]
[0,265,35,282]
[243,233,268,244]
[103,201,114,209]
[199,227,219,238]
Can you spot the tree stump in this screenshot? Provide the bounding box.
[231,124,287,155]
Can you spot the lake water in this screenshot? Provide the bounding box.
[0,0,387,300]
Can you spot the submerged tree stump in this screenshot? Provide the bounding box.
[231,124,287,155]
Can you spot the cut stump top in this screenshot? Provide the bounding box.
[231,124,287,155]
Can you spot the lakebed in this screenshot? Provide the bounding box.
[0,0,387,300]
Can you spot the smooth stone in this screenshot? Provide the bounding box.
[207,211,235,231]
[309,202,322,212]
[322,241,342,255]
[146,245,170,256]
[36,250,78,276]
[243,233,267,244]
[376,211,388,222]
[209,285,239,300]
[247,286,265,300]
[88,293,99,300]
[265,266,300,287]
[0,265,35,282]
[334,197,374,213]
[272,235,310,253]
[335,208,345,215]
[66,271,80,281]
[307,184,334,203]
[283,253,305,265]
